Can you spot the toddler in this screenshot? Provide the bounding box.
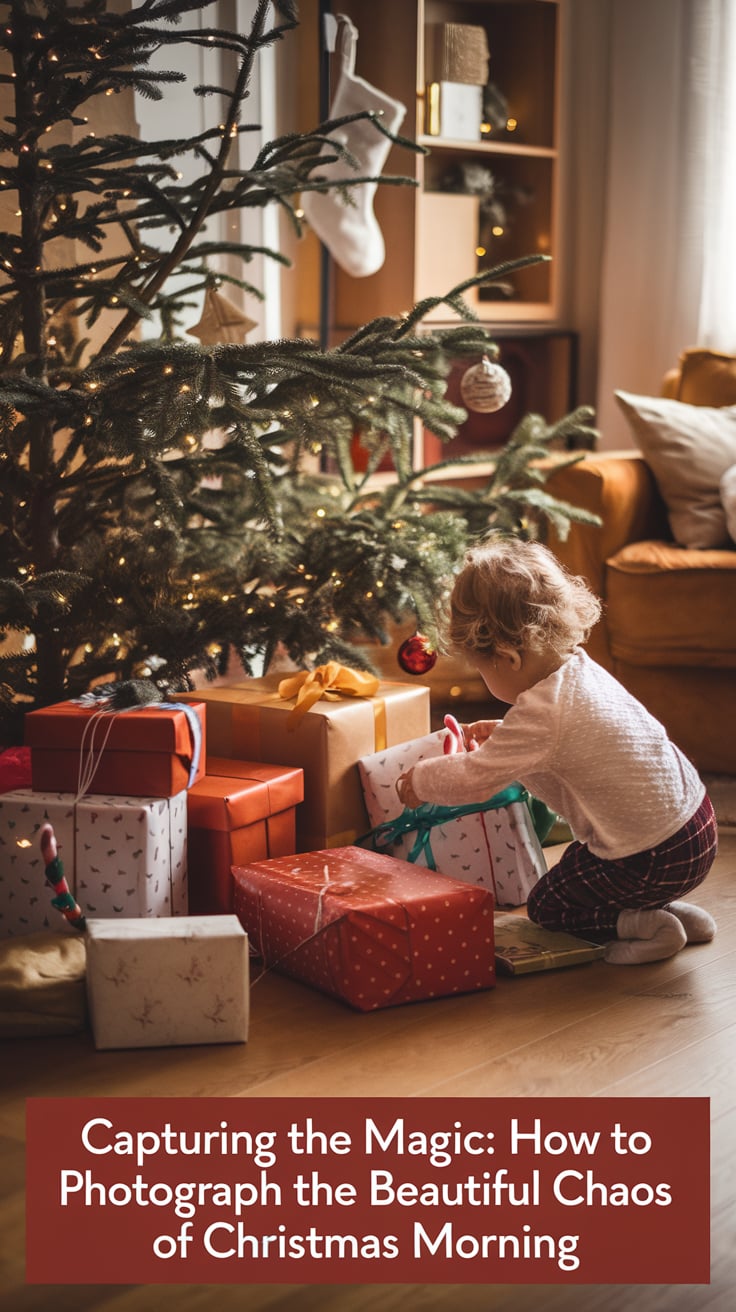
[397,538,718,964]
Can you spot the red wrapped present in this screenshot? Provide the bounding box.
[25,701,205,798]
[187,758,304,915]
[232,846,495,1011]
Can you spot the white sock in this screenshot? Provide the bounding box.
[666,901,717,943]
[301,15,406,277]
[604,908,687,965]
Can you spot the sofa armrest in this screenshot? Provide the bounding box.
[546,452,668,592]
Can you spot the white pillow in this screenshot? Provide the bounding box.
[720,463,736,543]
[615,390,736,548]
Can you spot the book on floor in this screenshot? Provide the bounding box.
[493,913,606,974]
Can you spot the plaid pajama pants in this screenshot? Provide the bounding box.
[526,795,718,941]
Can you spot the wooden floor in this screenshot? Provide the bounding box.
[2,831,735,1312]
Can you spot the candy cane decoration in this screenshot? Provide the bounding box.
[40,822,87,932]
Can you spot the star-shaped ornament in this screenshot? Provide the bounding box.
[186,286,257,344]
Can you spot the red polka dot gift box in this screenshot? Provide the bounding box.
[232,846,495,1012]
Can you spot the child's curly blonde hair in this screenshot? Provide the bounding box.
[447,537,602,659]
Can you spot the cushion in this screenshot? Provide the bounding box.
[614,390,736,548]
[605,539,736,668]
[721,463,736,542]
[670,348,736,407]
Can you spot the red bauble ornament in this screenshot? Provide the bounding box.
[397,633,438,675]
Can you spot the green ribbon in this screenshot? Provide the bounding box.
[368,784,531,872]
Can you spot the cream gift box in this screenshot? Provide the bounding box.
[0,789,187,938]
[181,674,430,851]
[358,727,547,907]
[85,915,249,1049]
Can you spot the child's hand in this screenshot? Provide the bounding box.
[461,719,502,750]
[396,768,422,810]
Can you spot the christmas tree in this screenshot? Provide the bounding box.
[0,0,596,742]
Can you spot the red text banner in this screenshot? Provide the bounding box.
[25,1096,709,1285]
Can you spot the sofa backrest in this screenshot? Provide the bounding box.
[662,348,736,407]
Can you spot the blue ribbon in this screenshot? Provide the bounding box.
[158,702,203,788]
[367,783,529,871]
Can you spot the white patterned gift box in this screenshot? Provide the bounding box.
[358,728,547,907]
[0,789,187,938]
[85,915,249,1049]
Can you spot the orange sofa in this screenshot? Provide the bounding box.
[547,349,736,775]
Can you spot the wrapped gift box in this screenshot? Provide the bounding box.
[359,727,546,907]
[0,789,187,938]
[25,700,206,798]
[493,913,606,975]
[187,757,304,914]
[181,676,429,851]
[232,845,494,1012]
[85,915,249,1049]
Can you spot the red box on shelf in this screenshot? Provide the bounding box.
[187,759,304,915]
[25,701,206,798]
[232,845,495,1012]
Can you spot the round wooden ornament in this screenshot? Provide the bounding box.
[459,355,512,413]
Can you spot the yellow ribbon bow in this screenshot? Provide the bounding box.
[278,662,380,729]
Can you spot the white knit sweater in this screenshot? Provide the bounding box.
[411,648,705,859]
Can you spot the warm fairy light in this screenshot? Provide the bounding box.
[16,838,32,849]
[375,580,384,589]
[85,380,99,390]
[476,245,487,257]
[295,208,304,219]
[83,416,93,427]
[84,643,94,653]
[192,573,201,581]
[325,620,339,632]
[153,519,162,528]
[115,596,123,605]
[110,295,119,304]
[163,365,173,375]
[180,384,191,393]
[450,685,463,698]
[315,508,326,518]
[365,590,374,599]
[492,225,504,236]
[118,556,126,565]
[221,593,231,602]
[480,121,491,134]
[506,118,518,131]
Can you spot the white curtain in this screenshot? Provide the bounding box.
[697,0,736,348]
[587,0,736,446]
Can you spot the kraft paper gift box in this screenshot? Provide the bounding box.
[358,727,547,907]
[85,915,249,1049]
[181,674,429,851]
[232,845,495,1012]
[25,700,206,798]
[187,757,304,915]
[493,913,606,976]
[0,789,187,938]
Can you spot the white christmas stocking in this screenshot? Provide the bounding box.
[301,14,406,278]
